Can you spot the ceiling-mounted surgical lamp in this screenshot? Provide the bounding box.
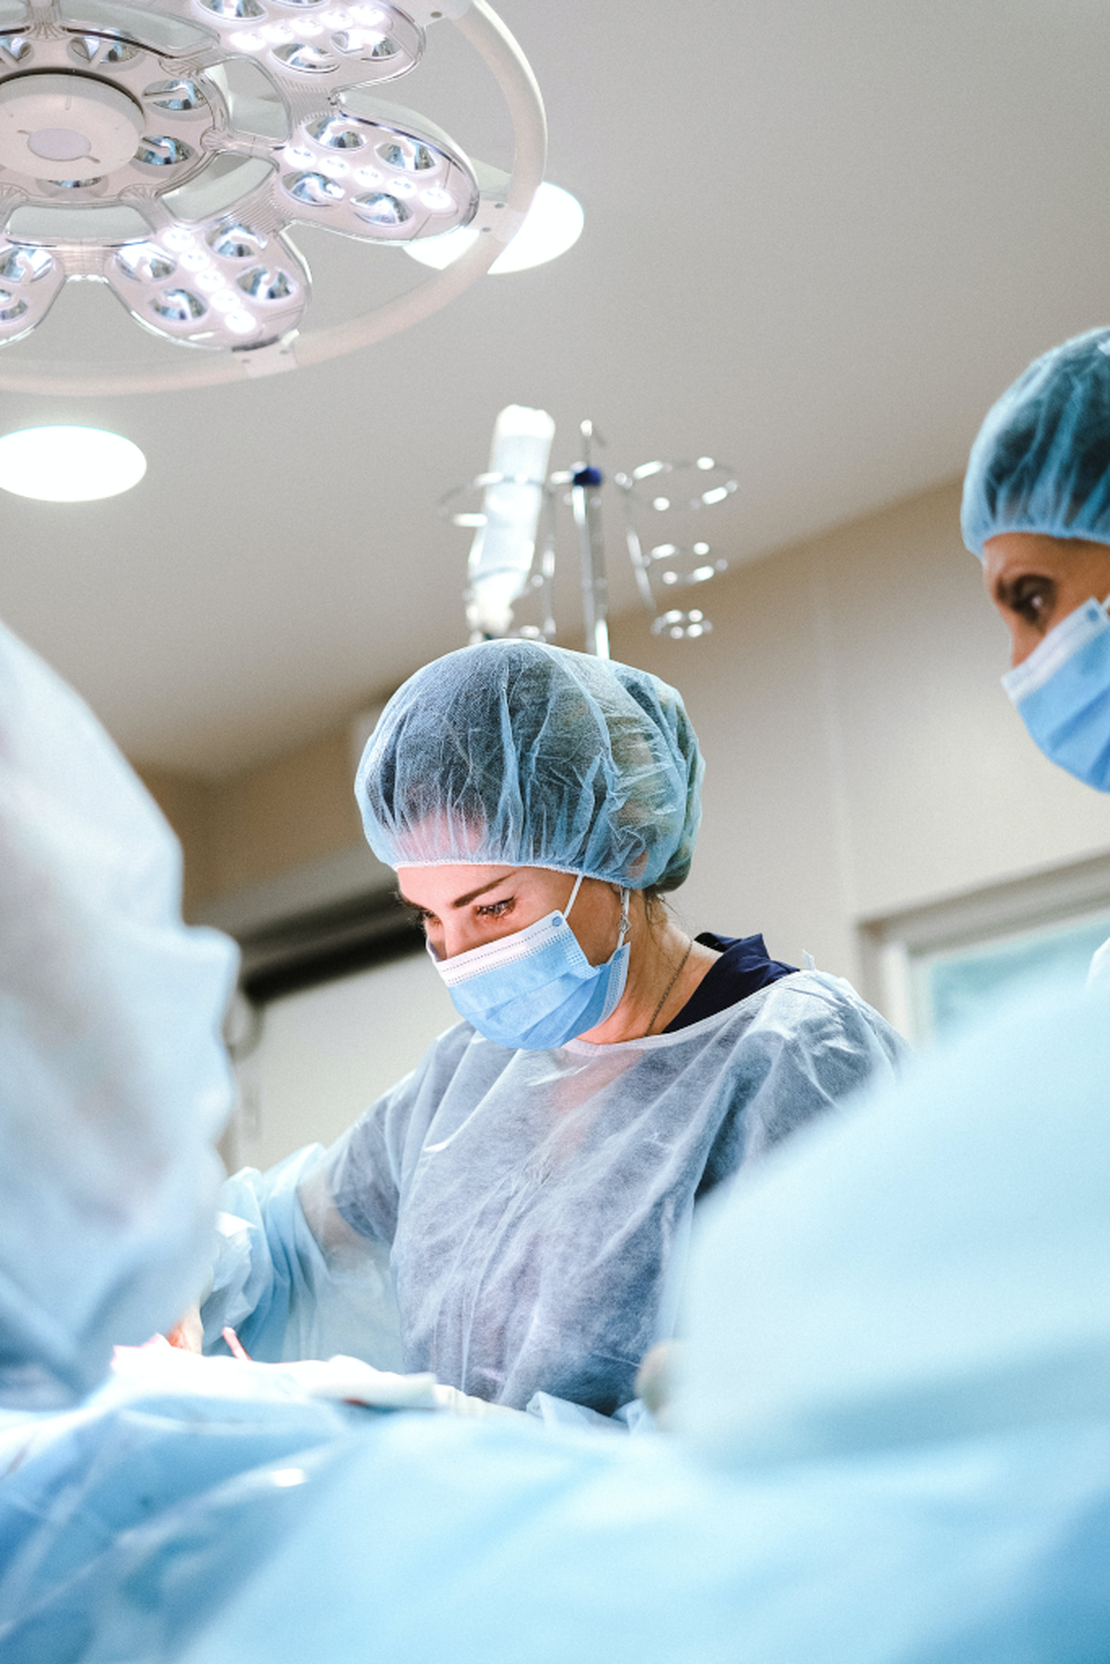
[0,0,545,395]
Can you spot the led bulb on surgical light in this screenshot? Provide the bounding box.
[405,182,583,274]
[0,426,146,501]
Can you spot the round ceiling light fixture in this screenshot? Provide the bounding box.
[0,0,545,396]
[0,425,147,499]
[404,180,583,273]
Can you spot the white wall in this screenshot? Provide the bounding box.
[229,950,458,1171]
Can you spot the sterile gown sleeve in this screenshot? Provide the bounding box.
[200,1145,405,1369]
[198,1029,475,1366]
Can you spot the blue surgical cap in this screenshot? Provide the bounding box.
[962,326,1110,559]
[356,639,703,891]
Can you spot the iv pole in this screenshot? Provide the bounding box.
[446,408,735,653]
[570,421,610,659]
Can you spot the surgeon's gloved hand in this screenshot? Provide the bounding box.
[635,1341,681,1428]
[165,1305,204,1353]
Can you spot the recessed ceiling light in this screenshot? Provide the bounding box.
[405,182,584,274]
[0,426,147,501]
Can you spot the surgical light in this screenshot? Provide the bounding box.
[0,425,146,500]
[0,0,545,396]
[405,181,583,273]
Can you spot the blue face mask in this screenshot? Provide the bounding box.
[1002,594,1110,792]
[431,874,632,1050]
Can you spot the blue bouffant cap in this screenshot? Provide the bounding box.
[962,327,1110,559]
[356,639,703,892]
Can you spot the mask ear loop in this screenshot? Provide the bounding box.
[562,872,585,921]
[563,877,631,950]
[616,887,631,949]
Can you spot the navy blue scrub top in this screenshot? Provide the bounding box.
[664,933,798,1033]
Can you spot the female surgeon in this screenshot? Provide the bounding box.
[963,325,1110,980]
[201,640,905,1417]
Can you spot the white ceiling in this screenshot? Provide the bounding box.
[3,0,1110,776]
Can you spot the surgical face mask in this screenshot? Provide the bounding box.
[1002,594,1110,791]
[431,874,632,1050]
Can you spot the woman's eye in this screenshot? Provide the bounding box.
[476,897,513,919]
[1012,581,1053,625]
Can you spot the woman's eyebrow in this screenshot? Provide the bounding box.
[449,872,521,909]
[397,872,520,912]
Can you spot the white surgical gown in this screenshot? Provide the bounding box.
[203,971,906,1411]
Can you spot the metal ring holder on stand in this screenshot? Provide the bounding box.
[444,413,738,656]
[615,456,738,641]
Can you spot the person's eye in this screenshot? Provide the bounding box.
[404,903,435,929]
[476,897,514,920]
[1011,579,1054,626]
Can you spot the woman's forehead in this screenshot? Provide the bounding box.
[396,864,570,908]
[983,532,1110,594]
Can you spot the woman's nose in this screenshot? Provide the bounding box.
[1009,621,1036,669]
[439,917,483,960]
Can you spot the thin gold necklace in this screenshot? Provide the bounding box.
[646,938,693,1036]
